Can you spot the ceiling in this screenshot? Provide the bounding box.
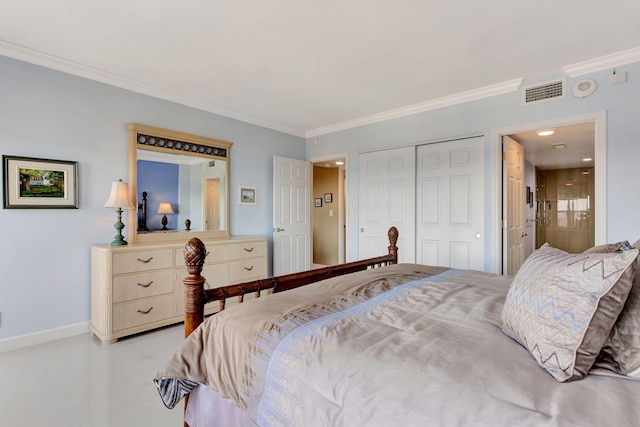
[510,122,595,170]
[1,1,640,137]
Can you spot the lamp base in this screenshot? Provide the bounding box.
[111,208,128,246]
[160,214,169,231]
[111,238,128,246]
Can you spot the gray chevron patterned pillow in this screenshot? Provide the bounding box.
[500,243,638,382]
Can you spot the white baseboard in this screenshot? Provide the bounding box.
[0,322,90,353]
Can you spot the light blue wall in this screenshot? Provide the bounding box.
[307,62,640,269]
[3,53,640,341]
[0,56,304,340]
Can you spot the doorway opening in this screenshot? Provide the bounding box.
[203,178,221,231]
[310,155,347,268]
[496,111,606,274]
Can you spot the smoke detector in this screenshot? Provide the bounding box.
[572,79,597,98]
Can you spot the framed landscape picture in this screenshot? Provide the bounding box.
[3,155,79,209]
[239,186,257,205]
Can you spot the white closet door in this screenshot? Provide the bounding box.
[358,146,416,263]
[416,137,484,270]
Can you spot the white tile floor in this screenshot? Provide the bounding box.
[0,324,186,427]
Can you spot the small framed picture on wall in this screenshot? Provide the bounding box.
[239,186,257,205]
[324,193,333,203]
[314,198,322,207]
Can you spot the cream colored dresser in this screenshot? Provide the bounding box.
[90,236,267,343]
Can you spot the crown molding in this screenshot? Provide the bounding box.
[307,45,640,138]
[5,38,640,140]
[305,78,523,138]
[0,40,305,137]
[562,46,640,77]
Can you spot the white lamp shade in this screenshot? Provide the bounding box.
[104,180,134,209]
[157,202,175,215]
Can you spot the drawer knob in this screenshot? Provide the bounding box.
[244,247,254,252]
[137,257,154,263]
[244,265,254,271]
[137,307,153,315]
[137,281,153,288]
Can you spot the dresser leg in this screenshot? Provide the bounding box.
[92,332,118,344]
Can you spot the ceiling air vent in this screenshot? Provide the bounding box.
[522,79,565,105]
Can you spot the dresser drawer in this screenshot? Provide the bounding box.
[175,242,228,266]
[113,294,174,331]
[228,241,267,260]
[175,263,228,292]
[113,270,174,303]
[229,258,267,283]
[175,263,229,316]
[113,249,173,274]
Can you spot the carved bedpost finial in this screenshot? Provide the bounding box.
[184,237,207,339]
[388,227,398,246]
[388,226,399,264]
[184,237,206,275]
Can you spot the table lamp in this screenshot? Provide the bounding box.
[104,179,134,246]
[157,202,174,230]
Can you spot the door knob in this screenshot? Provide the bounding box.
[274,227,285,232]
[360,228,365,233]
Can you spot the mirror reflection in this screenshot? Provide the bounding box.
[126,122,232,243]
[136,149,227,233]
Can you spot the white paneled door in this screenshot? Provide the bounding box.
[503,136,525,275]
[273,156,311,276]
[416,137,484,270]
[358,147,416,263]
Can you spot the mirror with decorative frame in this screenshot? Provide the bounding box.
[126,122,232,243]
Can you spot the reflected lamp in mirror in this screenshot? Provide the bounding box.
[157,202,174,231]
[104,179,134,246]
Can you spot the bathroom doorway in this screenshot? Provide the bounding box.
[498,111,605,274]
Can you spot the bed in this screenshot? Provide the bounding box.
[155,228,640,426]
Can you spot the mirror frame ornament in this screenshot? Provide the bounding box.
[126,122,232,243]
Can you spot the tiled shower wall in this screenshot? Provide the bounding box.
[535,167,595,253]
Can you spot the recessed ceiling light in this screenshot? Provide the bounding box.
[537,129,555,136]
[552,143,566,149]
[582,171,590,175]
[582,157,592,162]
[335,161,344,165]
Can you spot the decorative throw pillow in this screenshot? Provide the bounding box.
[582,241,633,255]
[500,243,638,382]
[589,239,640,378]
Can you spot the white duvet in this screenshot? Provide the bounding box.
[156,264,640,427]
